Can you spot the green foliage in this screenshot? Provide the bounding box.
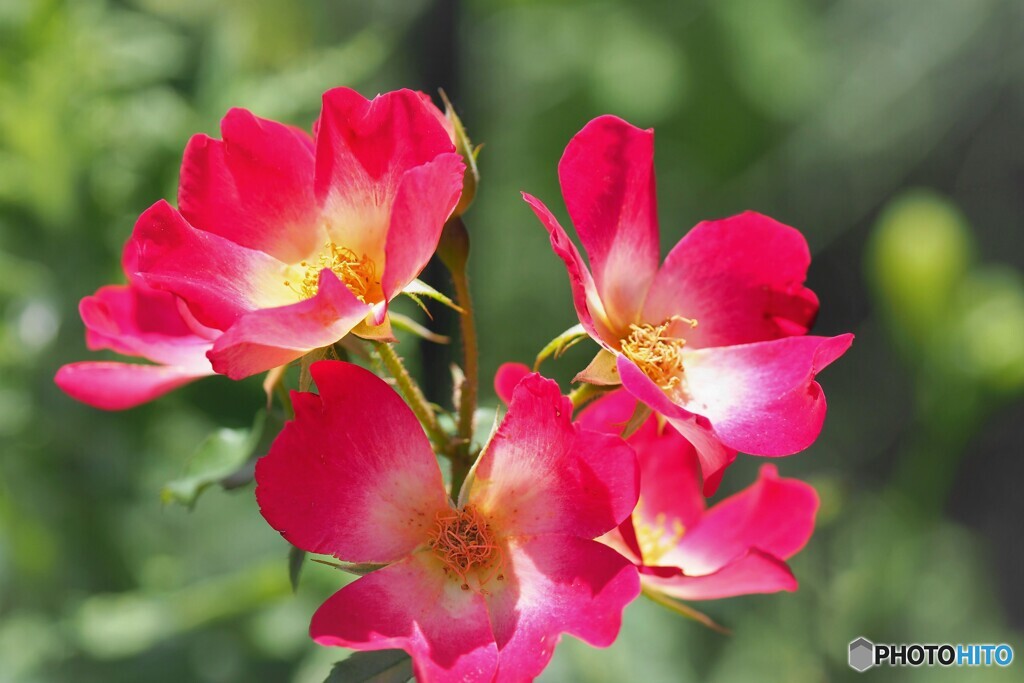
[161,410,268,509]
[325,650,413,683]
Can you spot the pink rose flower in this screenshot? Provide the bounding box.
[524,115,852,491]
[255,362,641,682]
[128,88,464,379]
[579,390,818,600]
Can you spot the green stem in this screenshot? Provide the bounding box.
[274,380,293,420]
[373,341,449,451]
[450,263,479,460]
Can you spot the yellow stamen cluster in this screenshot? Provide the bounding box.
[284,241,377,301]
[633,501,686,565]
[427,505,505,591]
[619,315,698,391]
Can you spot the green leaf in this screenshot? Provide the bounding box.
[619,402,653,440]
[325,650,413,683]
[161,411,266,509]
[288,546,306,592]
[533,323,588,371]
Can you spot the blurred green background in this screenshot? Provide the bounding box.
[2,0,1023,681]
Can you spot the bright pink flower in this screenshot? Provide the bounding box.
[55,266,217,410]
[524,115,852,490]
[579,390,818,600]
[128,88,465,379]
[256,362,640,682]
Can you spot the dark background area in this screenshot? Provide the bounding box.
[1,0,1022,681]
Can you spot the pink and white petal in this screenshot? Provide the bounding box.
[312,552,498,683]
[178,108,320,263]
[616,355,737,495]
[468,373,638,538]
[380,153,465,300]
[494,362,531,405]
[129,200,286,331]
[81,285,214,369]
[207,272,372,379]
[680,334,854,456]
[672,464,818,575]
[522,192,617,344]
[314,88,455,261]
[255,361,449,563]
[642,548,797,601]
[486,534,640,683]
[54,361,212,410]
[559,116,660,329]
[642,211,820,348]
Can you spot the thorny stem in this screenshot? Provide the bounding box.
[373,341,449,452]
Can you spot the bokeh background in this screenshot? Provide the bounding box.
[2,0,1023,681]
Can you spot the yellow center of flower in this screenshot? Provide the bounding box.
[427,505,505,592]
[633,501,686,565]
[619,316,698,391]
[283,241,377,301]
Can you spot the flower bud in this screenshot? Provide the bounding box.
[440,91,479,218]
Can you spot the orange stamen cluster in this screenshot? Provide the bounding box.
[284,241,377,301]
[427,505,504,591]
[619,315,698,392]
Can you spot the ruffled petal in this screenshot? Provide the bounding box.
[314,88,456,264]
[616,355,737,495]
[679,334,853,455]
[522,192,616,344]
[559,115,659,330]
[206,272,372,379]
[671,464,818,575]
[255,361,449,563]
[641,548,798,601]
[468,373,638,539]
[129,200,288,331]
[80,284,215,368]
[380,152,464,300]
[178,108,320,263]
[642,212,819,348]
[311,552,498,683]
[486,534,640,683]
[54,362,211,410]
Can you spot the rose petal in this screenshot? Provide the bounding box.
[559,115,660,330]
[311,552,498,682]
[255,361,449,562]
[642,211,819,348]
[54,362,211,410]
[486,534,640,683]
[178,108,320,263]
[671,464,818,575]
[642,547,798,601]
[522,192,617,344]
[206,272,371,379]
[679,334,853,456]
[381,152,465,301]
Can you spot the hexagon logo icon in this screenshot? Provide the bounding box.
[849,637,875,672]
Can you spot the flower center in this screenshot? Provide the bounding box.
[427,505,505,591]
[619,316,697,391]
[283,241,377,301]
[633,501,686,565]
